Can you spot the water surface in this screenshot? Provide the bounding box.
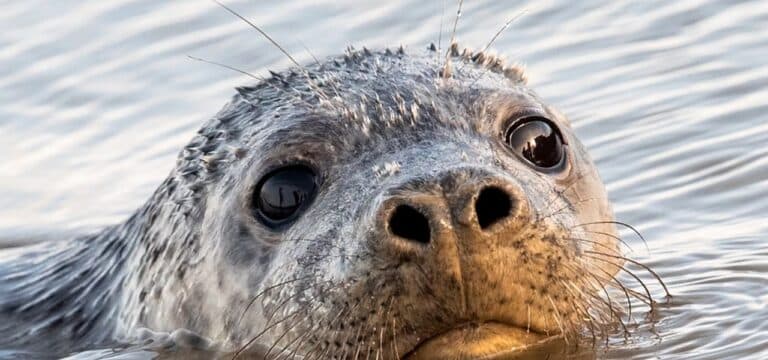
[1,0,767,359]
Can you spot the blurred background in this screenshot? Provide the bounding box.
[1,1,767,359]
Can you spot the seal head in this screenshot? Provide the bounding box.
[117,45,620,358]
[0,45,623,359]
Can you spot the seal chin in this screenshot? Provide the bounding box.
[404,322,557,360]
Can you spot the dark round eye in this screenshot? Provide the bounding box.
[253,165,318,227]
[504,117,565,169]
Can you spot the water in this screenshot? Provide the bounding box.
[1,0,767,359]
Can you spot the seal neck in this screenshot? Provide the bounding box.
[0,216,141,354]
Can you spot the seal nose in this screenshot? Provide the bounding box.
[474,186,514,230]
[384,182,518,247]
[388,204,431,244]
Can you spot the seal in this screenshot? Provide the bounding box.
[0,42,658,359]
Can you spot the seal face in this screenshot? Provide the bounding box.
[0,45,626,359]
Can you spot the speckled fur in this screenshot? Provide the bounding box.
[0,44,623,358]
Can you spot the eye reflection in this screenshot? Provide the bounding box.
[253,165,318,227]
[505,117,564,169]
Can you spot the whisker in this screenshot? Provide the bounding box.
[568,268,624,323]
[573,221,649,252]
[187,55,262,81]
[448,0,463,53]
[564,280,610,328]
[298,292,363,360]
[461,8,528,77]
[378,317,385,360]
[481,9,528,55]
[569,236,618,254]
[585,250,670,298]
[571,236,650,308]
[547,295,569,345]
[562,283,599,343]
[233,307,302,358]
[589,271,631,339]
[233,289,320,359]
[280,322,315,360]
[367,302,388,360]
[390,310,400,359]
[299,41,321,65]
[601,269,632,339]
[437,0,447,66]
[527,303,531,333]
[579,230,637,254]
[211,0,301,68]
[591,266,636,320]
[584,254,655,308]
[311,345,332,360]
[538,196,601,223]
[351,316,366,360]
[237,276,315,328]
[262,301,325,360]
[264,320,308,359]
[211,0,346,102]
[441,0,464,78]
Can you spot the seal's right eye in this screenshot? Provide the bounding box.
[504,116,565,170]
[252,165,318,228]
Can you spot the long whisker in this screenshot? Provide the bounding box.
[570,236,618,254]
[579,229,637,254]
[448,0,463,51]
[280,319,316,360]
[569,237,646,314]
[233,290,310,359]
[583,272,630,339]
[590,265,636,324]
[233,308,299,358]
[481,10,528,54]
[263,306,322,359]
[547,295,569,345]
[263,315,310,359]
[211,0,301,68]
[284,315,324,360]
[237,276,315,328]
[461,8,528,75]
[584,254,655,307]
[437,0,447,66]
[236,285,335,359]
[564,280,610,328]
[562,282,600,342]
[585,250,670,298]
[294,287,362,359]
[299,41,321,65]
[351,316,367,360]
[539,196,601,222]
[573,221,649,251]
[441,0,464,78]
[390,310,400,359]
[327,302,364,359]
[187,55,262,80]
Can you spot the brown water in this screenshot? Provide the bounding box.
[1,0,767,359]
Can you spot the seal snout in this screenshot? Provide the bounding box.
[386,186,515,245]
[380,172,524,253]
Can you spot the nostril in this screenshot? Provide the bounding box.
[388,205,431,244]
[475,186,513,229]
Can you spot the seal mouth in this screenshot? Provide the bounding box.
[403,322,558,360]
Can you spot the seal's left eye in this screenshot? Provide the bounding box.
[504,117,565,169]
[253,165,318,228]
